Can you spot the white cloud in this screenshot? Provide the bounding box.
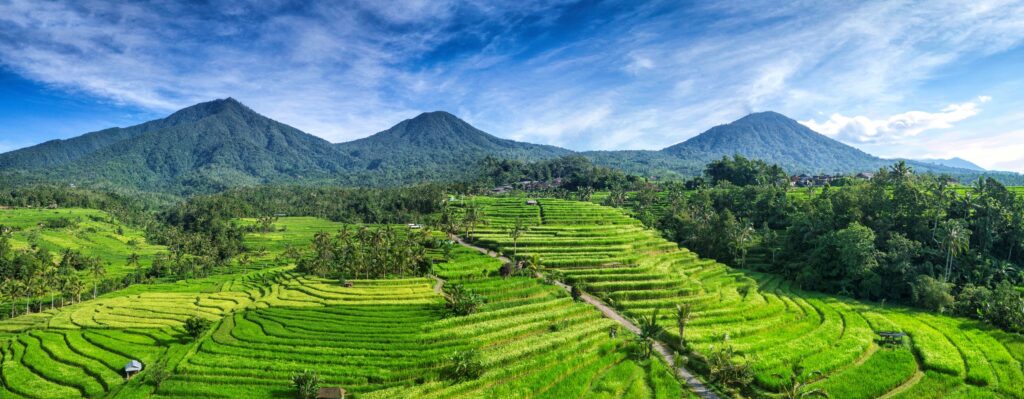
[1,0,1024,152]
[799,99,987,143]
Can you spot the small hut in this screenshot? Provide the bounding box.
[124,360,143,378]
[525,200,538,206]
[316,387,347,399]
[877,331,907,346]
[407,223,422,229]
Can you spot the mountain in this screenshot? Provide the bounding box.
[1,100,1020,195]
[0,102,234,170]
[659,111,887,174]
[6,98,352,194]
[915,157,986,171]
[335,111,572,178]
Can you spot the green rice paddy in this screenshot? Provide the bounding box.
[0,213,688,398]
[461,196,1024,398]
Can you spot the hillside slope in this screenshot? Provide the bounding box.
[661,111,887,173]
[37,99,352,194]
[336,111,572,178]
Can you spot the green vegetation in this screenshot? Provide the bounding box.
[0,210,686,398]
[611,160,1024,333]
[463,196,1024,398]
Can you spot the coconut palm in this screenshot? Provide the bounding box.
[89,257,106,299]
[508,217,527,261]
[127,252,141,281]
[890,161,913,180]
[773,366,829,399]
[636,307,661,359]
[936,219,971,282]
[675,303,692,348]
[0,278,10,318]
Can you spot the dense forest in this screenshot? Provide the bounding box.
[613,156,1024,332]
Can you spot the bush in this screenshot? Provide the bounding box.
[706,344,754,395]
[442,349,484,381]
[912,275,954,313]
[443,284,484,317]
[184,316,213,340]
[147,360,171,389]
[291,370,320,399]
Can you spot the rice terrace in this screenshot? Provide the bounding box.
[2,1,1024,398]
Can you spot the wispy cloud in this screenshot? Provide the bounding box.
[799,97,990,143]
[1,0,1023,155]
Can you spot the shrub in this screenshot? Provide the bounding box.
[291,370,320,399]
[443,284,484,317]
[706,344,754,395]
[442,349,484,381]
[912,275,954,313]
[184,316,213,340]
[148,360,171,389]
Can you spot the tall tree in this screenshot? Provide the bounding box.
[936,219,971,282]
[89,257,106,299]
[508,217,527,261]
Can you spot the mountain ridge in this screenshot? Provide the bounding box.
[0,99,1018,193]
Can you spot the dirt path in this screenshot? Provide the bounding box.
[430,275,445,294]
[452,235,720,399]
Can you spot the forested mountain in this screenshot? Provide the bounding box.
[13,98,353,195]
[0,100,244,170]
[1,99,1020,195]
[916,157,986,171]
[336,111,571,178]
[661,111,887,173]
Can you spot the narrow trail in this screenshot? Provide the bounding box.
[451,234,721,399]
[430,275,445,294]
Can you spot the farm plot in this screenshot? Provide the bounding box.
[0,269,286,398]
[461,196,1024,398]
[0,208,165,278]
[366,245,683,399]
[0,212,688,399]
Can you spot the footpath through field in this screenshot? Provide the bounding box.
[450,234,721,399]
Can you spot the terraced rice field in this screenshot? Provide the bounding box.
[462,196,1024,398]
[0,208,165,278]
[0,214,687,398]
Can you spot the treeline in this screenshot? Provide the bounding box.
[164,184,450,224]
[477,155,647,191]
[0,230,142,318]
[292,225,435,279]
[628,156,1024,332]
[0,184,162,226]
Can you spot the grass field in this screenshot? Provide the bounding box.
[460,196,1024,398]
[0,214,689,398]
[1,208,165,279]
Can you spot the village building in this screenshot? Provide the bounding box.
[123,360,143,378]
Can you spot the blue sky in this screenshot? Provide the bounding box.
[2,0,1024,172]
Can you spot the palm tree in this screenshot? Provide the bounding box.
[675,303,692,348]
[890,161,913,180]
[463,203,483,238]
[936,220,971,282]
[70,276,86,303]
[89,258,106,299]
[127,253,141,282]
[8,279,25,317]
[508,217,527,261]
[773,366,829,399]
[0,278,10,319]
[636,307,661,359]
[44,264,58,310]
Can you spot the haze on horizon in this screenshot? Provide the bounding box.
[1,0,1023,172]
